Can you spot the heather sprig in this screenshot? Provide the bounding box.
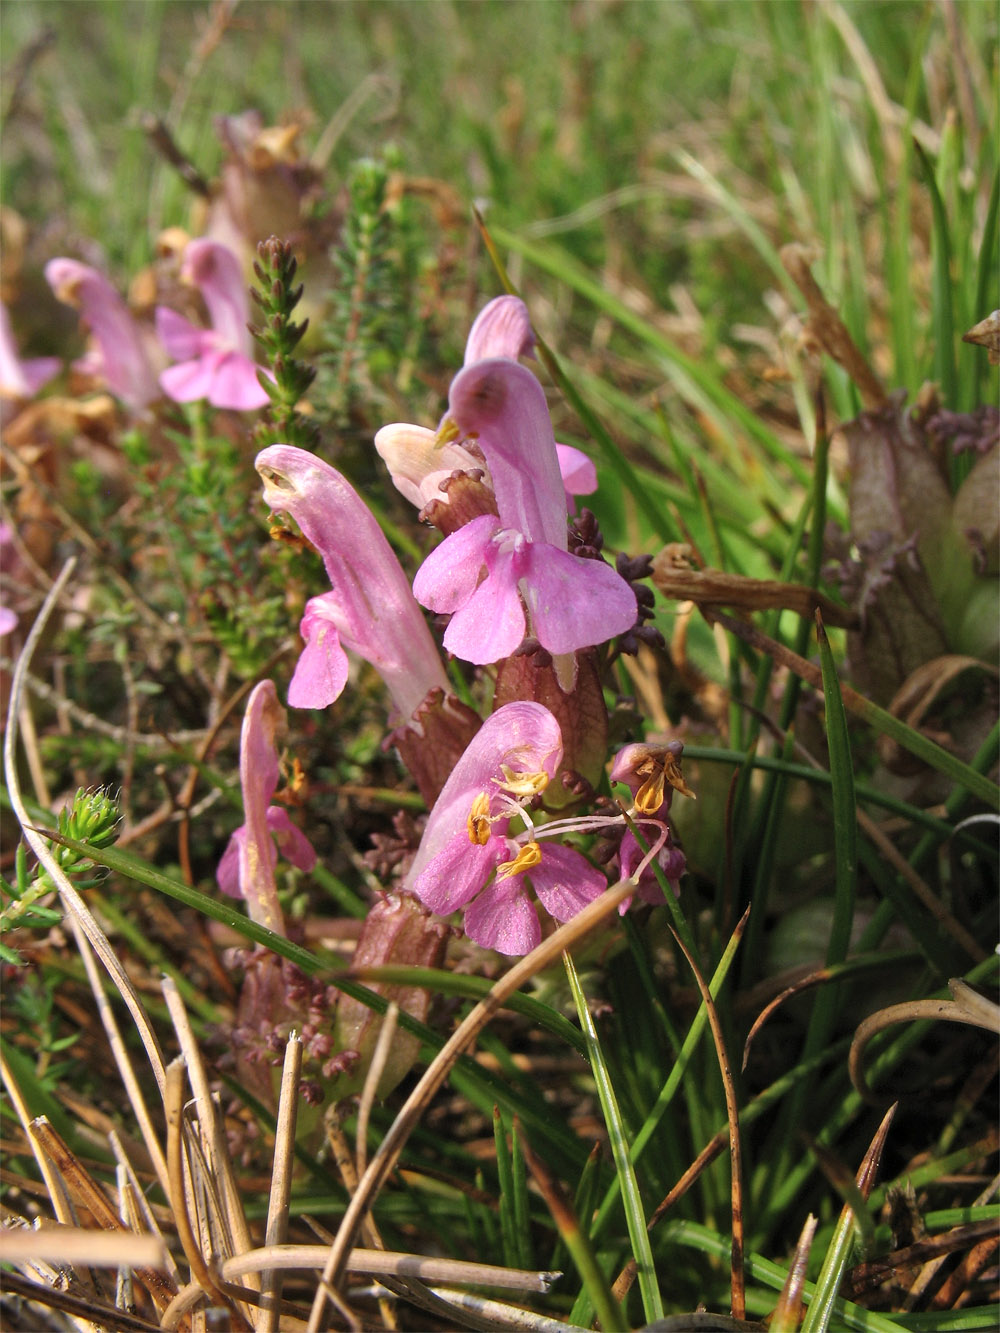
[249,236,320,450]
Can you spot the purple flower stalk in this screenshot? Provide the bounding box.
[45,259,160,409]
[407,702,607,955]
[217,680,316,934]
[255,444,451,720]
[412,358,636,664]
[156,239,271,410]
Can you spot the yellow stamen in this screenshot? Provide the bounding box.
[467,792,493,845]
[496,841,542,880]
[634,767,667,816]
[495,765,549,799]
[434,416,462,448]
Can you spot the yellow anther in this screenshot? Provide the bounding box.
[434,416,462,448]
[494,765,549,799]
[467,792,493,845]
[633,768,667,816]
[496,841,543,880]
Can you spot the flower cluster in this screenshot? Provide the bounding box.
[44,236,270,414]
[241,290,690,957]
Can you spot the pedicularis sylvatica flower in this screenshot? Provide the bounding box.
[406,702,608,955]
[412,358,637,674]
[45,258,161,410]
[156,238,272,411]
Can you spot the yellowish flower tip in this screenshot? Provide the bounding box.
[467,791,493,845]
[496,841,542,880]
[632,750,696,813]
[633,768,667,816]
[494,765,549,799]
[434,416,462,448]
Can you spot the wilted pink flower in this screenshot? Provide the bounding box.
[217,680,316,934]
[407,702,607,955]
[412,359,636,665]
[256,444,451,720]
[157,239,270,410]
[0,304,60,401]
[610,741,691,904]
[45,259,159,409]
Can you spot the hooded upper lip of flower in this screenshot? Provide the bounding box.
[156,238,271,411]
[255,443,451,720]
[375,296,597,513]
[44,258,160,410]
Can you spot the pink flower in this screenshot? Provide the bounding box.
[156,239,270,410]
[407,702,607,955]
[256,444,451,719]
[216,680,316,934]
[412,359,636,664]
[0,304,60,401]
[45,259,159,409]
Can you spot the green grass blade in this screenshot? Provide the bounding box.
[798,1196,867,1333]
[494,1106,522,1271]
[564,950,662,1324]
[816,614,858,966]
[488,224,811,490]
[352,965,587,1056]
[915,140,958,411]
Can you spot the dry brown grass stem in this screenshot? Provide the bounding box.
[161,975,257,1284]
[76,928,171,1197]
[780,243,886,409]
[29,1115,178,1314]
[651,547,858,628]
[0,1224,165,1267]
[0,1056,74,1225]
[164,1057,247,1327]
[260,1032,303,1333]
[850,980,1000,1103]
[304,873,639,1333]
[356,1000,398,1178]
[0,658,212,747]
